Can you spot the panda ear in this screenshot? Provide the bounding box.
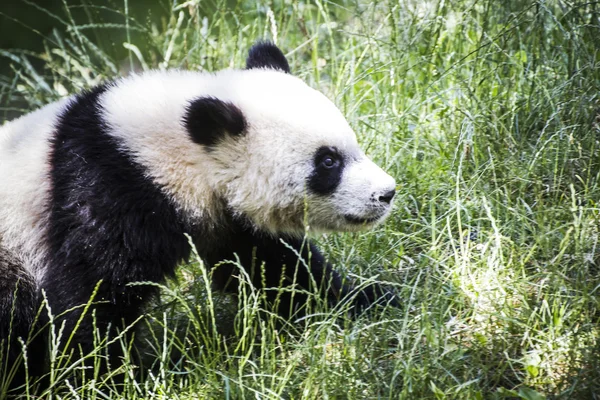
[245,41,291,74]
[184,97,247,148]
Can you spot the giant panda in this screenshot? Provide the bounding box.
[0,42,397,389]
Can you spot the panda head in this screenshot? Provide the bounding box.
[183,42,396,235]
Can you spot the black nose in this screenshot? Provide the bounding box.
[378,189,396,204]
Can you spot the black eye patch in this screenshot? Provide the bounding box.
[307,146,345,195]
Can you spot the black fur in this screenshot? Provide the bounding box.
[43,83,193,371]
[0,248,37,395]
[184,97,247,148]
[206,216,396,317]
[308,146,345,195]
[246,41,291,73]
[208,219,343,315]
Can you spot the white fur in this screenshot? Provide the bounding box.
[0,98,70,278]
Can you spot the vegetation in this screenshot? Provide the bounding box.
[1,0,599,398]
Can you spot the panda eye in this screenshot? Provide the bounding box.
[312,146,342,171]
[322,156,336,168]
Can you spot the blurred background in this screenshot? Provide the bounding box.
[1,0,165,61]
[0,0,257,120]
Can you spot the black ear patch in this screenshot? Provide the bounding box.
[184,97,247,148]
[246,41,290,73]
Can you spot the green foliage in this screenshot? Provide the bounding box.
[1,0,599,398]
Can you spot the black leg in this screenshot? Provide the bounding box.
[205,223,397,318]
[0,249,38,394]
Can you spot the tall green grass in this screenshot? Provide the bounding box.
[1,0,599,398]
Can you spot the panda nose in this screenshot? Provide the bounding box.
[378,189,396,204]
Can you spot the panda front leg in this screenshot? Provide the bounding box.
[207,225,397,319]
[267,237,399,316]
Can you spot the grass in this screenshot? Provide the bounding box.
[1,0,600,398]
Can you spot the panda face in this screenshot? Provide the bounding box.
[206,69,396,235]
[232,117,396,234]
[305,146,397,232]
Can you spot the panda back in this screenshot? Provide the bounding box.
[0,99,69,276]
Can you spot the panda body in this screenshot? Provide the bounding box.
[0,43,396,389]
